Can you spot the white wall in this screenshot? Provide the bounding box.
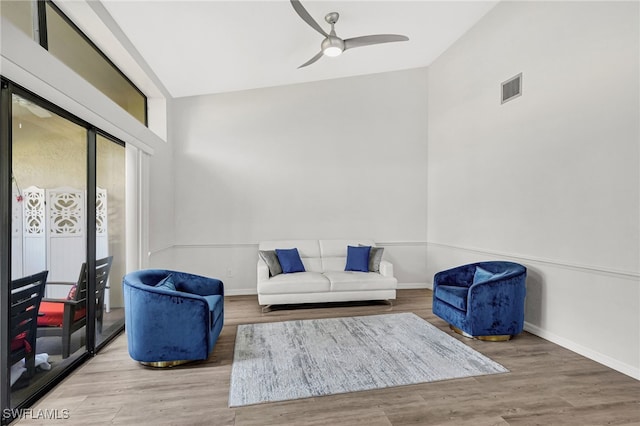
[427,1,639,378]
[166,68,429,294]
[146,97,176,266]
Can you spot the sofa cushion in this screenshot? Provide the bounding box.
[257,272,331,294]
[324,271,397,292]
[345,245,371,272]
[276,248,306,273]
[435,285,468,311]
[322,257,348,272]
[259,250,282,277]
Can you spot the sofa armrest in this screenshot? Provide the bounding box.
[257,257,270,282]
[379,260,394,278]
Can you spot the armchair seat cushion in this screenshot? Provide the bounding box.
[37,301,85,327]
[434,285,468,311]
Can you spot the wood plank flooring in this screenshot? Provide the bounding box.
[15,289,640,425]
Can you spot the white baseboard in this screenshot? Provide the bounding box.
[524,322,640,380]
[397,282,429,290]
[225,288,258,296]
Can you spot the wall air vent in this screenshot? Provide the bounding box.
[501,73,522,104]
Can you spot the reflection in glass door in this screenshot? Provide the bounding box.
[96,135,126,347]
[10,94,87,406]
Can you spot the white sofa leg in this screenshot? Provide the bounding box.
[261,304,273,313]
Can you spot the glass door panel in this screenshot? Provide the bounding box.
[95,134,125,347]
[10,94,87,406]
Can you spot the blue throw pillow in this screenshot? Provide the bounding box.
[275,248,306,273]
[345,245,371,272]
[156,274,176,291]
[473,266,501,284]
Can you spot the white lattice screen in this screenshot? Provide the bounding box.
[11,186,110,311]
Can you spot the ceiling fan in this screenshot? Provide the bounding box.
[290,0,409,69]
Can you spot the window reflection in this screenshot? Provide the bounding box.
[96,135,126,347]
[9,94,127,408]
[10,94,87,405]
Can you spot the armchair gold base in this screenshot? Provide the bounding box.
[477,334,512,342]
[450,325,512,341]
[140,360,192,368]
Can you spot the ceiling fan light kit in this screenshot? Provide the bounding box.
[290,0,409,68]
[322,36,344,57]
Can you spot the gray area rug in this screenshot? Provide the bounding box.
[229,312,508,407]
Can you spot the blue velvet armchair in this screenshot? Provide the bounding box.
[123,269,224,367]
[432,261,526,341]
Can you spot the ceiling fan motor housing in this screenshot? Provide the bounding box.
[321,36,345,56]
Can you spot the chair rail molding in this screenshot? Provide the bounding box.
[427,242,639,280]
[154,240,429,252]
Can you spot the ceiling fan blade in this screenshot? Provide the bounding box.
[290,0,328,38]
[298,51,324,69]
[344,34,409,51]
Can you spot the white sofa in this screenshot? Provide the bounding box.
[257,239,397,307]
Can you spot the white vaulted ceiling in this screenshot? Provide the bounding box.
[100,1,499,98]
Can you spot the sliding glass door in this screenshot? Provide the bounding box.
[10,93,88,407]
[2,82,127,420]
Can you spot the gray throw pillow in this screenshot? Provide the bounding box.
[369,246,384,272]
[359,244,384,272]
[259,250,282,277]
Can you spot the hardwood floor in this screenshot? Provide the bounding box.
[16,290,640,425]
